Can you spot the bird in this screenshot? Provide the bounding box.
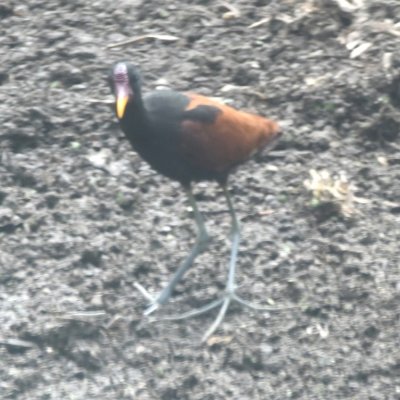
[109,61,282,341]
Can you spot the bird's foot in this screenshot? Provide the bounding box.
[153,289,281,343]
[134,282,295,342]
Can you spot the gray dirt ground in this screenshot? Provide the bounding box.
[1,0,400,399]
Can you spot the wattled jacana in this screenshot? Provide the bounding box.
[110,62,282,341]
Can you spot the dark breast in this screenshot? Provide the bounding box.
[121,90,214,184]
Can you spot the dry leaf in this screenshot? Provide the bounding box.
[304,169,369,216]
[206,335,234,346]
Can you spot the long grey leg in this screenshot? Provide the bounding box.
[138,185,210,315]
[140,184,288,342]
[153,184,242,340]
[200,183,240,339]
[224,183,240,293]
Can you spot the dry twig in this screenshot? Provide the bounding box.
[107,34,179,49]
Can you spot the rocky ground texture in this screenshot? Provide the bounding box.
[1,0,400,398]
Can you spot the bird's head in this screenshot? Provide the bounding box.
[110,62,142,119]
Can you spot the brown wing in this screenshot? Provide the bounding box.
[180,93,281,176]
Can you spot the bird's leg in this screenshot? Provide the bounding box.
[223,183,240,293]
[198,184,240,339]
[136,185,211,315]
[202,184,280,340]
[154,184,279,342]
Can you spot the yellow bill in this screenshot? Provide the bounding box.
[116,95,129,119]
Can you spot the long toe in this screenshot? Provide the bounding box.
[151,289,288,341]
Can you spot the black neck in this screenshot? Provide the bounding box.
[121,96,148,136]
